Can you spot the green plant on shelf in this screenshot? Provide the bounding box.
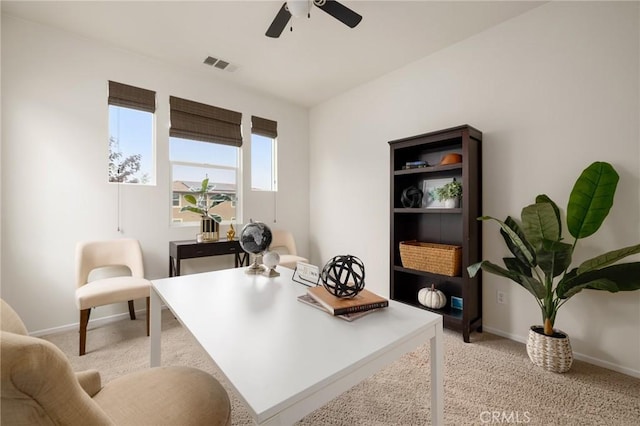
[434,180,462,202]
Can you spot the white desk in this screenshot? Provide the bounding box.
[150,267,443,425]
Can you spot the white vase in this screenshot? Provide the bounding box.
[443,198,459,208]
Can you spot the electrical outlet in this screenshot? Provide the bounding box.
[497,290,507,305]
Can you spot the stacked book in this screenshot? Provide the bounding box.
[298,286,388,321]
[402,160,429,170]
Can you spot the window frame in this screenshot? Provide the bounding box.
[108,104,157,186]
[250,132,278,192]
[108,81,156,186]
[169,154,241,227]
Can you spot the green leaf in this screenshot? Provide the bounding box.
[207,214,223,223]
[503,257,532,277]
[480,215,536,266]
[556,263,640,298]
[468,261,544,300]
[537,239,573,278]
[467,261,483,278]
[535,194,561,240]
[208,194,231,209]
[558,279,618,299]
[567,162,619,239]
[577,244,640,274]
[468,261,520,282]
[522,202,560,249]
[201,178,210,193]
[520,275,546,299]
[500,216,537,267]
[183,194,197,205]
[180,206,205,215]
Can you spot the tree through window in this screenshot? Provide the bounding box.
[107,81,155,184]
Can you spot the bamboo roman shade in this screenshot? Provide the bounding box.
[251,115,278,139]
[170,96,243,147]
[108,81,156,113]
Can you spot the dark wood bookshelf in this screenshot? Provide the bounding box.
[389,124,482,342]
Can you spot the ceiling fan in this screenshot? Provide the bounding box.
[266,0,362,38]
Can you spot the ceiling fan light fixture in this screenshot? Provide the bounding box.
[287,0,311,18]
[266,0,361,38]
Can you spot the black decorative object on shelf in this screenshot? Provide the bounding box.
[401,186,423,208]
[320,255,365,298]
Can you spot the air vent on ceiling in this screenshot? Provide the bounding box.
[203,56,237,72]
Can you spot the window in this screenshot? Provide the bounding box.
[169,96,242,225]
[251,116,278,191]
[170,138,239,224]
[108,81,155,184]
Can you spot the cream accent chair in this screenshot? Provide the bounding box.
[270,229,308,269]
[75,239,150,356]
[0,299,231,425]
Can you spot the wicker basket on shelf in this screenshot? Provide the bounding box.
[399,240,462,276]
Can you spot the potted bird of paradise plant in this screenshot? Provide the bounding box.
[468,161,640,372]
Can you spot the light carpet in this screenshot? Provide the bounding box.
[43,311,640,425]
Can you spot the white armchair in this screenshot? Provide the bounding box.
[75,239,150,356]
[269,230,308,269]
[0,299,231,425]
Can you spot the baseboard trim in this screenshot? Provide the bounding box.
[482,326,640,379]
[30,307,165,338]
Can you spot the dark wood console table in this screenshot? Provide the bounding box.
[169,240,249,277]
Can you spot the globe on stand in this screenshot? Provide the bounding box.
[239,219,273,275]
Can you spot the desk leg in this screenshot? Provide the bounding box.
[150,289,162,367]
[169,257,181,277]
[430,319,444,425]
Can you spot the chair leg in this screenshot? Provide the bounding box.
[146,296,150,336]
[128,300,136,320]
[79,308,91,356]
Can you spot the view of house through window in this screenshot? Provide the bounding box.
[169,96,242,225]
[108,106,154,184]
[251,133,277,191]
[170,137,239,224]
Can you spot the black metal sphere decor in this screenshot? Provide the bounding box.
[401,186,423,208]
[320,255,366,299]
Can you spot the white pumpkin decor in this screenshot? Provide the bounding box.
[418,284,447,309]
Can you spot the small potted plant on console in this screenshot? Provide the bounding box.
[181,177,230,242]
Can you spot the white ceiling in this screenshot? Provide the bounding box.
[2,1,544,107]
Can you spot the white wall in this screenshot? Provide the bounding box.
[310,2,640,375]
[1,14,309,332]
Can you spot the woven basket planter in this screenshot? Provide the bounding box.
[526,326,573,373]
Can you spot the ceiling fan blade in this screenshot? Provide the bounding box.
[314,0,362,28]
[266,3,292,38]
